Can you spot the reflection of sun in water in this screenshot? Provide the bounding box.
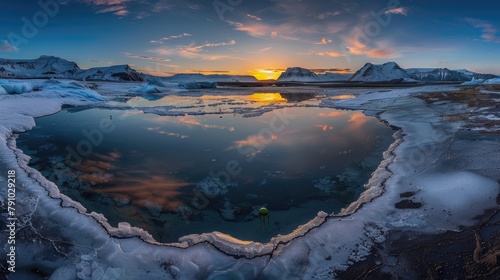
[331,94,356,100]
[247,93,286,103]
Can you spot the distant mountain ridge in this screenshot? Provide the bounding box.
[406,68,497,81]
[167,73,258,83]
[0,55,144,81]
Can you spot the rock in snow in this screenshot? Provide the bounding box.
[349,62,411,82]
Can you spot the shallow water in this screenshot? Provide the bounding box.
[17,93,394,242]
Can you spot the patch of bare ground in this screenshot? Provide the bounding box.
[418,86,500,134]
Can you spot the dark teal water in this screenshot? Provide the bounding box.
[17,99,394,243]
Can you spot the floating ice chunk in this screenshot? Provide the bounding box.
[0,80,33,94]
[129,84,162,94]
[219,199,240,221]
[462,77,500,85]
[313,176,335,193]
[483,78,500,84]
[38,80,105,101]
[461,77,485,85]
[196,176,237,197]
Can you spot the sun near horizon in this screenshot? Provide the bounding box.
[250,69,284,80]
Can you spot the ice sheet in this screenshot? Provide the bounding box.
[1,81,498,279]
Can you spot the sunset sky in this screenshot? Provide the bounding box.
[1,0,500,79]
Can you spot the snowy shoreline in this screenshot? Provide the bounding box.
[1,81,499,279]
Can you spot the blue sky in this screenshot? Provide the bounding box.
[1,0,500,78]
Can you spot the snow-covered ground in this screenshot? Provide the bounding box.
[0,80,499,279]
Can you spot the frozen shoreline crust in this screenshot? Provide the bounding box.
[1,82,498,279]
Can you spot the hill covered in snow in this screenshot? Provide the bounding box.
[349,62,411,82]
[0,56,144,81]
[406,68,497,81]
[277,67,319,82]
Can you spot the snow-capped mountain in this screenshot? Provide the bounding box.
[277,67,319,82]
[349,62,411,82]
[0,55,79,78]
[167,73,257,83]
[76,65,143,81]
[407,68,497,81]
[0,56,144,81]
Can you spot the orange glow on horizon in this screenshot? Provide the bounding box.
[248,69,283,80]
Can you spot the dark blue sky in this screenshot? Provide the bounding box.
[1,0,500,78]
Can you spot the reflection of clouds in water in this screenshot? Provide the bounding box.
[152,115,235,131]
[229,133,278,157]
[73,151,121,184]
[348,112,370,129]
[147,127,189,138]
[315,124,334,131]
[92,175,192,211]
[318,111,348,118]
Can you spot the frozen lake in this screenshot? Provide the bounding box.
[17,92,394,242]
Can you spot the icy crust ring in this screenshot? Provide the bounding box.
[9,118,402,259]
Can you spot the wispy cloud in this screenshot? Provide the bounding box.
[314,38,332,45]
[385,7,408,16]
[124,52,172,62]
[82,0,130,16]
[150,33,192,44]
[298,50,344,57]
[246,13,262,21]
[309,68,351,73]
[226,20,331,41]
[258,47,272,52]
[0,40,18,52]
[465,17,500,43]
[150,40,241,61]
[81,0,179,18]
[318,11,341,20]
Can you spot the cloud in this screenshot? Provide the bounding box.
[384,7,408,16]
[150,33,192,44]
[81,0,180,18]
[124,52,172,62]
[246,14,262,21]
[309,68,351,73]
[226,20,329,41]
[298,50,345,57]
[258,47,272,52]
[318,11,341,20]
[314,38,332,45]
[0,40,18,52]
[81,0,130,16]
[150,40,242,61]
[96,5,127,15]
[465,17,500,43]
